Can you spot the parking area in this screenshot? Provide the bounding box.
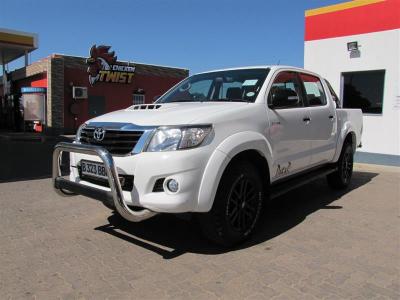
[0,162,399,299]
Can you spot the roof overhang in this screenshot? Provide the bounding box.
[0,28,38,65]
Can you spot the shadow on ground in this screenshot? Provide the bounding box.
[95,170,378,259]
[0,137,71,183]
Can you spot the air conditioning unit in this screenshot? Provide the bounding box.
[72,86,88,99]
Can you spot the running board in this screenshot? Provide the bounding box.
[270,165,337,199]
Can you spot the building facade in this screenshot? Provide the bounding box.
[0,46,188,134]
[304,0,400,165]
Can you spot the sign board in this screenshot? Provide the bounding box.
[21,87,46,122]
[86,45,135,86]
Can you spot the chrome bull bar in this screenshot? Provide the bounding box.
[52,142,157,222]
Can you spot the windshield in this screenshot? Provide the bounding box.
[157,68,270,103]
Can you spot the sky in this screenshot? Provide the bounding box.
[2,0,344,74]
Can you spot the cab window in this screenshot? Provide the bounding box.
[268,72,303,109]
[299,73,327,106]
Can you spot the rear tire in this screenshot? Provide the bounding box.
[327,142,354,189]
[198,161,264,247]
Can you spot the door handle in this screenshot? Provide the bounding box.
[303,117,311,122]
[329,115,334,119]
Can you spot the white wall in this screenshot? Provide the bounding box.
[305,29,400,156]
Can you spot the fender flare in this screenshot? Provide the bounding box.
[333,121,356,162]
[196,131,273,212]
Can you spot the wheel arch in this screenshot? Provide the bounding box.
[197,131,272,212]
[223,149,270,196]
[333,122,357,162]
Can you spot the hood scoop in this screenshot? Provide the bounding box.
[131,104,162,110]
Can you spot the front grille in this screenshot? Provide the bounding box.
[80,128,143,155]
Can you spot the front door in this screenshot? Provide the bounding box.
[266,71,312,181]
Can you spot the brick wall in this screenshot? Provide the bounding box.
[3,54,189,134]
[11,59,48,81]
[46,57,64,132]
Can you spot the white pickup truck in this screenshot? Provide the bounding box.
[53,66,362,246]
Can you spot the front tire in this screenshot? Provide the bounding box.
[327,142,354,189]
[198,161,264,247]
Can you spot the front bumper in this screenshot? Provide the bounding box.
[58,141,211,214]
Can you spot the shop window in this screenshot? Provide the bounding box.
[342,70,385,114]
[133,94,145,105]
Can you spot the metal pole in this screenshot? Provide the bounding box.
[24,50,28,66]
[1,51,4,97]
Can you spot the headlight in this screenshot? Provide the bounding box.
[146,125,212,152]
[75,123,87,142]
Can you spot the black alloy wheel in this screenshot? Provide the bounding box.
[198,161,264,246]
[327,142,354,189]
[226,175,261,235]
[341,147,354,185]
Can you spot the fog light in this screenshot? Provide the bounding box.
[166,179,179,193]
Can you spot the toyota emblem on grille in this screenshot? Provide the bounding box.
[93,127,106,141]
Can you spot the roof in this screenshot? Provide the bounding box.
[195,65,320,76]
[0,53,189,84]
[0,28,38,65]
[57,54,188,78]
[305,0,385,17]
[305,0,400,41]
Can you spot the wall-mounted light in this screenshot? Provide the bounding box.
[347,41,359,51]
[347,41,361,58]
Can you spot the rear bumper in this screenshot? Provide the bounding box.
[53,142,156,222]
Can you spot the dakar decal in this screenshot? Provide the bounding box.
[86,45,135,86]
[275,162,292,177]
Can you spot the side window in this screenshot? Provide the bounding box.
[324,79,341,108]
[299,73,327,106]
[268,72,303,109]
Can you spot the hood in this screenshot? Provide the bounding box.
[86,102,250,126]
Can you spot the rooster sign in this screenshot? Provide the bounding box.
[86,45,135,86]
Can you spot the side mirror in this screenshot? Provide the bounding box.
[269,89,300,109]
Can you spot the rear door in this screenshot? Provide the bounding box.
[298,73,337,166]
[266,71,312,181]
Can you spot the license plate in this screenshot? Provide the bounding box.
[80,160,108,180]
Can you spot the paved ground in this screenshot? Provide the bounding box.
[0,163,399,299]
[0,137,71,182]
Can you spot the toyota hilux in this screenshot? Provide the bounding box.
[53,66,363,246]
